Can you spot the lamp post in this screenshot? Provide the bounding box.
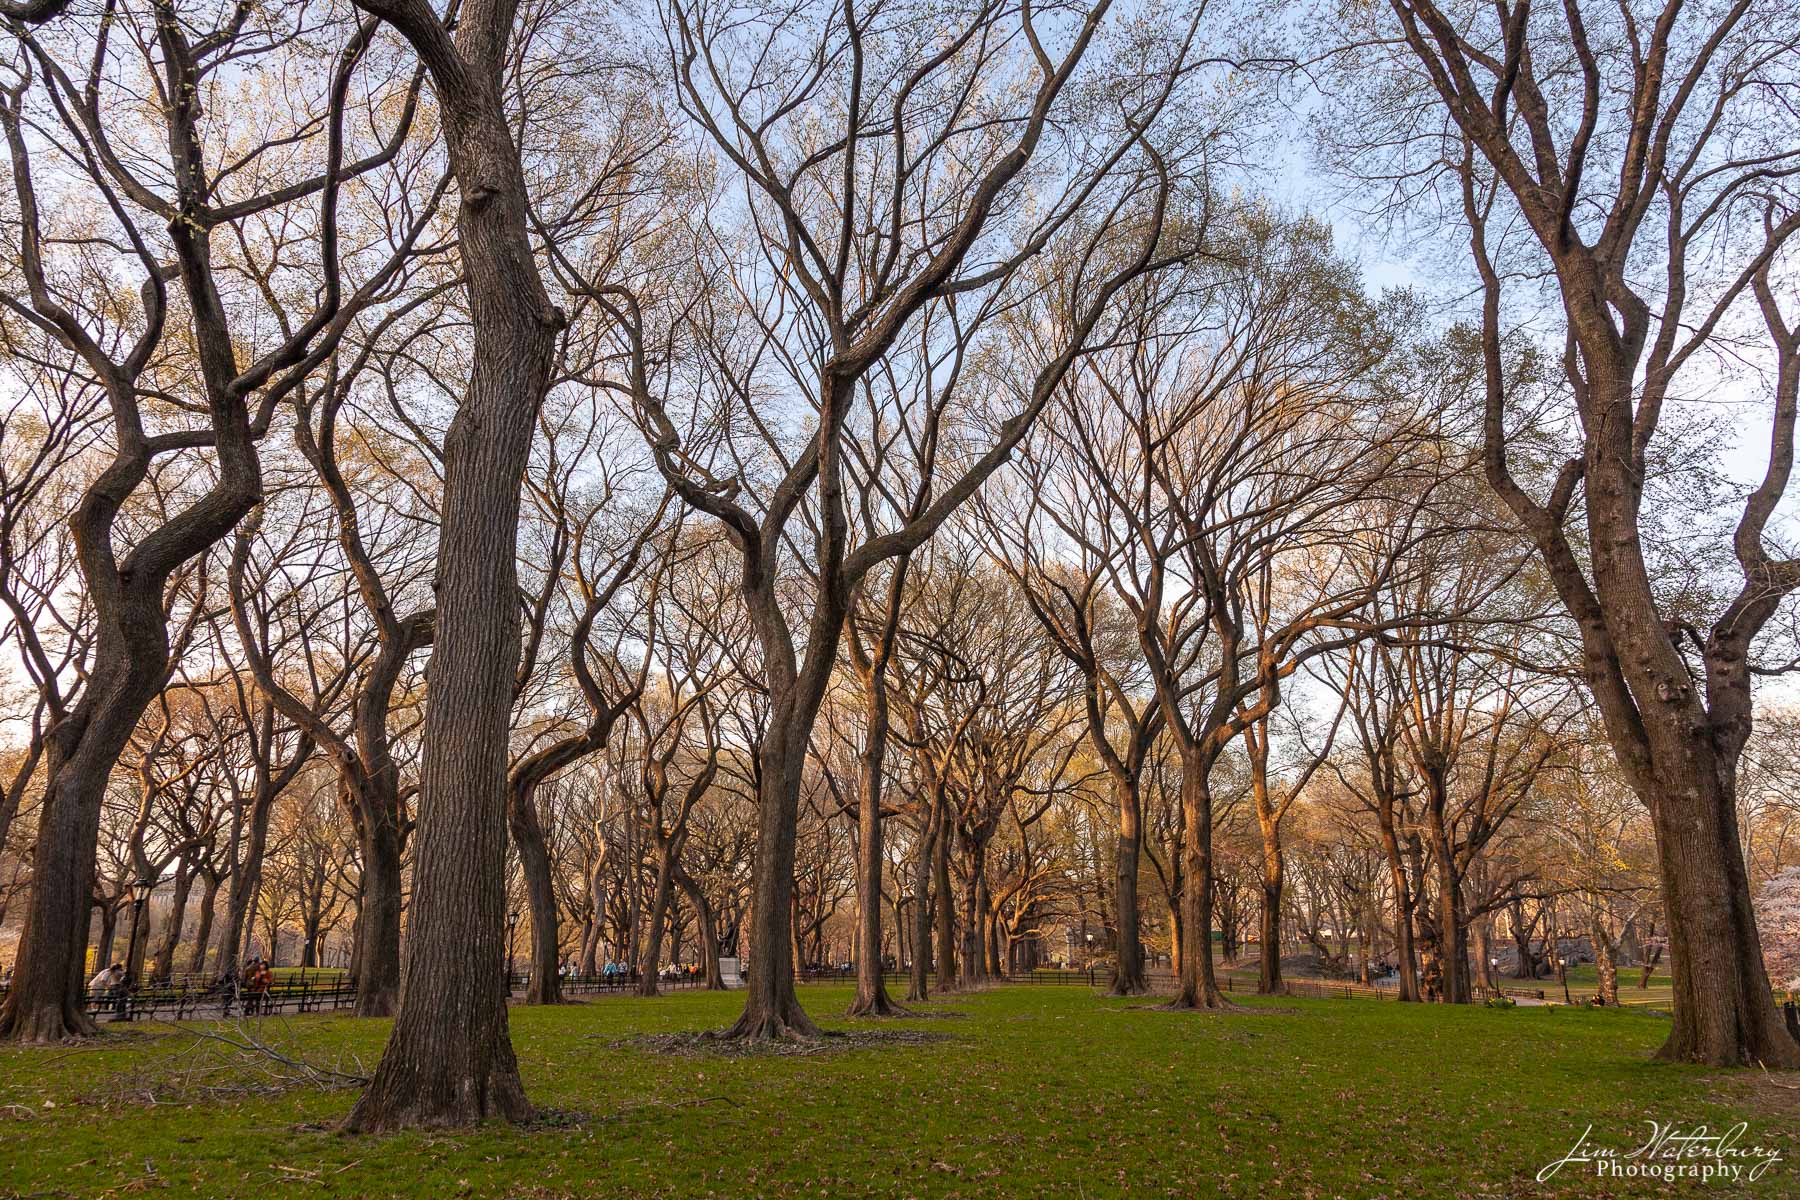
[1084,932,1094,969]
[506,906,521,993]
[127,876,155,988]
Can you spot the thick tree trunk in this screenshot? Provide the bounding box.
[1109,777,1147,996]
[577,843,607,976]
[848,673,903,1016]
[343,10,561,1126]
[723,721,821,1039]
[1168,757,1227,1010]
[1257,865,1282,995]
[1640,765,1798,1065]
[352,811,404,1018]
[216,785,278,979]
[1165,891,1182,977]
[1376,810,1420,1001]
[578,915,601,977]
[959,839,989,988]
[0,661,158,1041]
[93,903,118,974]
[1471,918,1496,993]
[1423,773,1470,1004]
[1510,902,1538,979]
[188,875,220,975]
[1590,907,1619,1007]
[125,898,151,987]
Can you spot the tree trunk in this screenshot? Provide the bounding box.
[672,862,724,989]
[1165,890,1182,977]
[150,863,194,983]
[1424,772,1470,1004]
[1109,776,1147,995]
[188,875,220,975]
[125,898,151,987]
[722,719,821,1039]
[1375,806,1420,1001]
[508,779,562,1005]
[959,838,989,988]
[1590,906,1619,1007]
[352,808,404,1018]
[91,901,117,975]
[1168,755,1227,1010]
[907,815,935,1002]
[637,848,677,997]
[1640,763,1796,1065]
[1257,864,1282,995]
[343,7,562,1126]
[216,784,278,979]
[933,818,956,994]
[848,670,903,1016]
[0,665,157,1040]
[1472,918,1496,993]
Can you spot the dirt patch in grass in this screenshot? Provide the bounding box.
[612,1028,954,1058]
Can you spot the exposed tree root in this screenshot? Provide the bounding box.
[343,1061,532,1134]
[1160,985,1237,1013]
[715,1002,823,1041]
[846,979,912,1018]
[0,997,100,1045]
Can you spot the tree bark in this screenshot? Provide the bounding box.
[344,0,564,1131]
[352,807,404,1017]
[187,874,220,975]
[637,850,677,997]
[1109,777,1147,995]
[1,678,154,1040]
[906,811,937,1002]
[1168,757,1227,1010]
[149,862,193,983]
[848,623,905,1016]
[933,815,956,993]
[508,778,562,1005]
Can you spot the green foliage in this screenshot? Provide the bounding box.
[1,987,1792,1198]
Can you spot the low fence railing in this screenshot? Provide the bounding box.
[0,974,364,1022]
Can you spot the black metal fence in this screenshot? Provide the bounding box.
[0,973,364,1022]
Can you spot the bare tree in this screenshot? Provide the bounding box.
[610,0,1199,1040]
[0,1,420,1042]
[1331,0,1800,1065]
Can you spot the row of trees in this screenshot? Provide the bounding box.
[2,0,1797,1132]
[20,539,1800,1011]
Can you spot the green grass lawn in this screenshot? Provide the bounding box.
[2,985,1793,1198]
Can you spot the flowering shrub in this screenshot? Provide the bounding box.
[1754,867,1800,992]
